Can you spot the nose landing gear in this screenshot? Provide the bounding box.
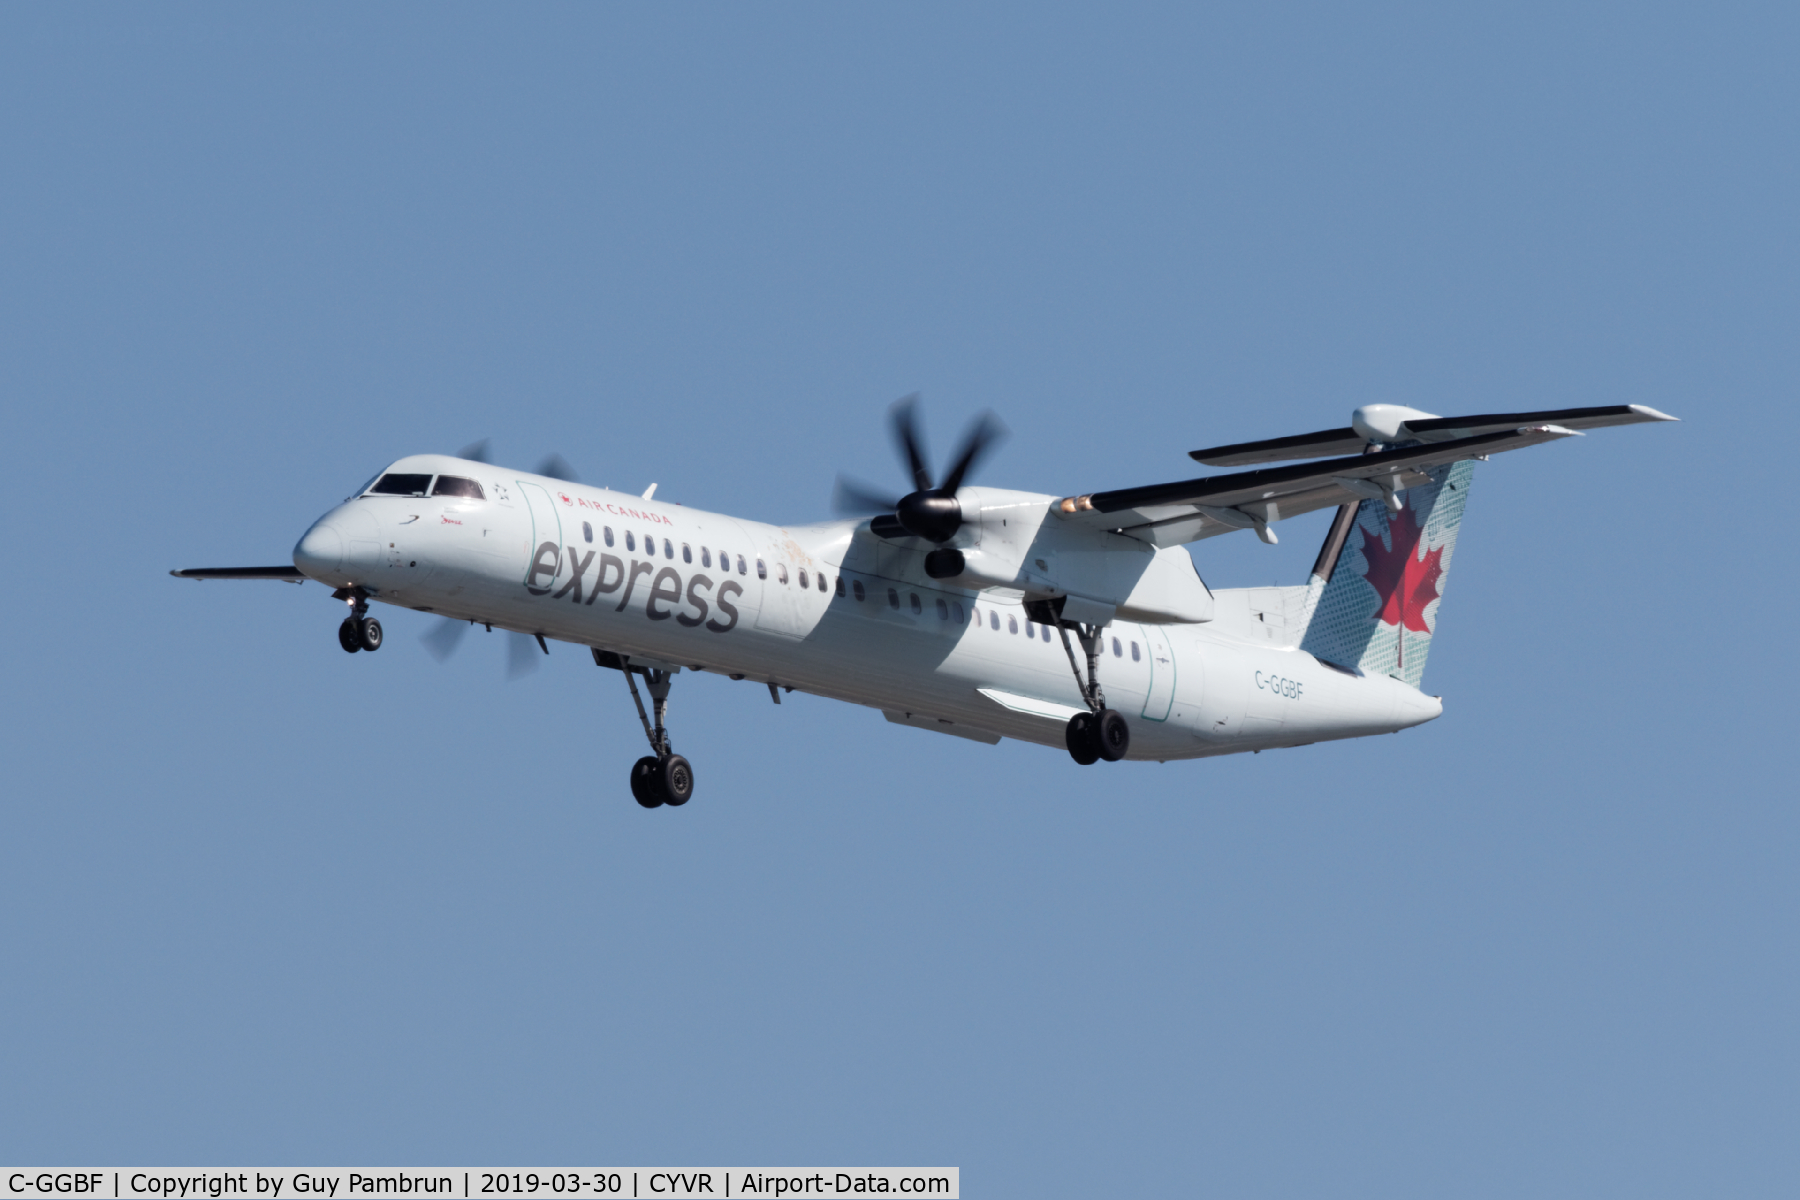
[598,649,697,809]
[332,588,382,653]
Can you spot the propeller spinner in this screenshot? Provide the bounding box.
[833,395,1004,543]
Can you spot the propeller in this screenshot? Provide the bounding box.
[536,454,578,483]
[458,438,492,464]
[422,616,470,662]
[833,394,1004,543]
[423,617,546,680]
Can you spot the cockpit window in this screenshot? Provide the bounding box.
[431,475,484,499]
[368,473,433,496]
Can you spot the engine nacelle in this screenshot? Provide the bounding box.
[926,487,1214,624]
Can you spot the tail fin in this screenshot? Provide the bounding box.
[1299,460,1475,688]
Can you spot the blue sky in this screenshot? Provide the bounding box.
[1,5,1795,1196]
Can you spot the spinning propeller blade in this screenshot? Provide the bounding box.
[939,411,1004,495]
[422,616,470,662]
[890,394,934,493]
[839,395,1006,542]
[507,630,543,679]
[832,475,902,516]
[536,454,578,483]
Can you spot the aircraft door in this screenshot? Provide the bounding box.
[518,481,564,593]
[1139,622,1176,721]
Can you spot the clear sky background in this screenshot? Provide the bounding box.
[2,5,1795,1196]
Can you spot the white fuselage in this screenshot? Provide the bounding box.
[292,455,1441,761]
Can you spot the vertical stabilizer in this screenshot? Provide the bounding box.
[1299,460,1475,688]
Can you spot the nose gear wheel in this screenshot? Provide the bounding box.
[332,588,378,654]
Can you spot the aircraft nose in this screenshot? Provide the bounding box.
[294,506,380,586]
[293,521,344,582]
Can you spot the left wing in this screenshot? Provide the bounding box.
[1055,425,1577,546]
[171,566,306,582]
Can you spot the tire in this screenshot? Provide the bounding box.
[659,754,694,806]
[1065,711,1100,766]
[358,617,383,651]
[338,618,362,653]
[630,756,664,808]
[1095,708,1130,762]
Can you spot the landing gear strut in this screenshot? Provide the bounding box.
[1036,604,1130,766]
[333,588,382,653]
[604,651,695,809]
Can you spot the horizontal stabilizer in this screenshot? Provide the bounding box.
[170,566,306,581]
[1399,404,1676,439]
[1189,426,1364,467]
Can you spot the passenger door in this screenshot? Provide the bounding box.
[1139,622,1176,721]
[518,481,564,592]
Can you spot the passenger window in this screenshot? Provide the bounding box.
[818,573,828,593]
[1131,641,1141,661]
[701,547,711,568]
[683,544,692,564]
[644,535,655,556]
[778,564,789,585]
[1025,621,1035,638]
[954,601,965,623]
[989,610,999,630]
[582,521,594,544]
[936,598,948,620]
[664,539,673,558]
[798,568,809,589]
[1112,637,1122,657]
[604,526,615,547]
[1042,625,1052,642]
[1007,615,1018,634]
[909,593,922,615]
[431,475,485,499]
[835,577,846,598]
[853,579,865,601]
[887,588,899,609]
[369,473,433,496]
[737,555,748,575]
[757,559,767,580]
[625,531,636,552]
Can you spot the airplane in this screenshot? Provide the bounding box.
[173,398,1676,808]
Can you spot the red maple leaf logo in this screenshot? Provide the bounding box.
[1359,504,1444,634]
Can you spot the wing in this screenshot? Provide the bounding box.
[171,566,306,581]
[1059,425,1581,546]
[1188,404,1675,466]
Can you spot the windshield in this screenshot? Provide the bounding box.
[367,473,434,496]
[431,475,484,499]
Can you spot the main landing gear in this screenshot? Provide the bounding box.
[599,650,696,809]
[1031,602,1130,766]
[333,588,382,653]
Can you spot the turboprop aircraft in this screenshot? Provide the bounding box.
[172,398,1675,808]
